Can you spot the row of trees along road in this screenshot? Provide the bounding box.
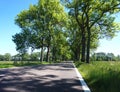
[12,0,120,63]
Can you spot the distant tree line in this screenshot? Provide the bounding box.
[0,53,11,61]
[1,52,120,62]
[91,52,120,61]
[0,52,45,61]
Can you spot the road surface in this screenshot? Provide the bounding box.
[0,62,85,92]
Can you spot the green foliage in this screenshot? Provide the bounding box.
[75,61,120,92]
[13,0,69,62]
[12,31,31,54]
[30,52,40,61]
[0,54,5,61]
[116,55,120,61]
[4,53,11,61]
[0,53,11,61]
[91,52,118,61]
[65,0,120,63]
[12,0,120,62]
[21,53,30,61]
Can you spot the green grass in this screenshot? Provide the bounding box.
[0,61,14,68]
[75,61,120,92]
[0,61,51,68]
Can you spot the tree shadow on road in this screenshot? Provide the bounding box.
[0,63,84,92]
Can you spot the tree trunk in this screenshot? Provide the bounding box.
[40,39,44,62]
[76,31,81,61]
[72,44,80,61]
[40,47,44,62]
[46,46,50,62]
[86,28,90,63]
[74,50,80,61]
[77,46,80,61]
[52,46,56,62]
[81,30,86,62]
[86,9,90,63]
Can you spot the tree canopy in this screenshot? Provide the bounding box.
[13,0,120,63]
[63,0,120,63]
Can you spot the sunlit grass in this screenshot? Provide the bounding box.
[75,61,120,92]
[0,61,51,68]
[0,61,14,68]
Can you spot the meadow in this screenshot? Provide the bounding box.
[0,61,50,68]
[75,61,120,92]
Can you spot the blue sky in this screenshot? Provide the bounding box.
[96,33,120,56]
[0,0,38,55]
[96,13,120,56]
[0,0,120,56]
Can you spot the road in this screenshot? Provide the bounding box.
[0,62,84,92]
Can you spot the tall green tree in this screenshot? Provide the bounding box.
[37,0,67,62]
[52,26,71,61]
[64,0,120,63]
[13,0,68,62]
[4,53,11,61]
[67,16,81,60]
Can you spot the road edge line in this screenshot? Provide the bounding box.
[72,62,91,92]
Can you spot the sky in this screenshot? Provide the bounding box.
[0,0,120,56]
[96,33,120,56]
[0,0,38,55]
[96,13,120,56]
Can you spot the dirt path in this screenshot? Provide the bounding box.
[0,63,84,92]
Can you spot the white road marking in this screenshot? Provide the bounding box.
[72,62,91,92]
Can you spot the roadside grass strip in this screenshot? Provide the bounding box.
[73,63,91,92]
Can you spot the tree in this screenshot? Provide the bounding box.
[51,27,71,61]
[0,54,4,61]
[67,15,99,61]
[12,54,22,61]
[30,52,39,61]
[13,0,68,62]
[4,53,11,61]
[64,0,120,63]
[22,53,30,61]
[116,55,120,61]
[91,52,117,61]
[67,16,81,61]
[37,0,67,62]
[96,52,106,61]
[106,53,116,61]
[12,30,31,54]
[85,0,120,63]
[13,0,120,63]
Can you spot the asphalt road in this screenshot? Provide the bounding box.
[0,62,84,92]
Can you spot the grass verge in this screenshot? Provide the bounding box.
[75,61,120,92]
[0,61,51,68]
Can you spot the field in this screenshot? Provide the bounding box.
[75,61,120,92]
[0,61,50,68]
